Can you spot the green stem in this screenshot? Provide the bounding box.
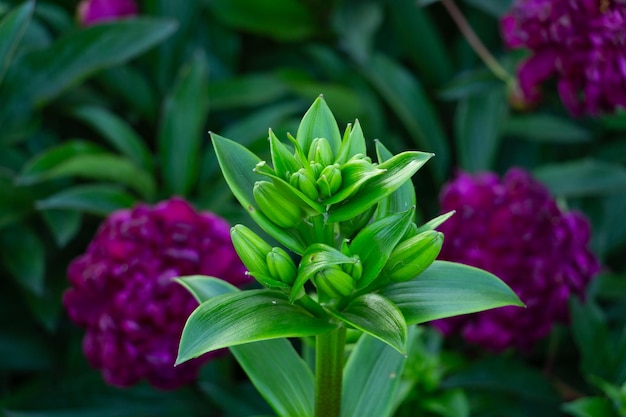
[439,0,516,88]
[315,326,346,417]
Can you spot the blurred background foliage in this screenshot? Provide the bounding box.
[0,0,625,416]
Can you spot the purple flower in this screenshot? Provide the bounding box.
[63,197,250,389]
[432,169,600,352]
[501,0,626,115]
[77,0,138,26]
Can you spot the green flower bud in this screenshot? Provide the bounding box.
[230,225,272,277]
[342,256,363,281]
[384,230,443,282]
[310,161,324,178]
[314,265,355,298]
[290,168,319,201]
[308,138,334,166]
[253,181,303,228]
[317,164,342,199]
[266,247,297,285]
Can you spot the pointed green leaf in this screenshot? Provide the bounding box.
[533,159,626,197]
[232,340,315,417]
[322,158,385,205]
[336,119,367,164]
[176,275,315,417]
[342,331,416,417]
[327,293,407,353]
[20,153,155,199]
[71,106,153,172]
[19,141,106,180]
[415,211,455,234]
[291,243,355,300]
[158,52,209,195]
[350,209,414,288]
[296,96,342,157]
[269,129,301,180]
[380,261,524,324]
[0,1,34,86]
[41,209,82,248]
[211,133,307,253]
[177,289,335,363]
[175,275,240,304]
[257,165,325,214]
[374,140,416,219]
[35,184,136,215]
[328,150,432,222]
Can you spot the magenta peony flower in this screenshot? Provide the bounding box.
[77,0,138,26]
[63,197,250,389]
[501,0,626,115]
[432,168,600,352]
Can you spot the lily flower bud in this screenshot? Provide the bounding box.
[290,168,319,201]
[308,138,334,166]
[230,225,273,277]
[314,265,355,298]
[310,161,324,178]
[317,164,342,199]
[341,256,363,281]
[384,230,443,282]
[266,247,297,285]
[253,181,303,228]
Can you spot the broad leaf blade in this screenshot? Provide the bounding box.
[533,159,626,197]
[0,0,34,86]
[177,289,335,363]
[232,340,315,417]
[380,261,524,325]
[328,293,407,353]
[19,141,106,180]
[158,52,209,195]
[175,275,240,304]
[295,95,342,157]
[211,133,307,253]
[35,184,136,215]
[328,150,432,222]
[342,331,414,417]
[71,106,153,172]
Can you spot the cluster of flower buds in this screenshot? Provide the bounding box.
[222,96,446,308]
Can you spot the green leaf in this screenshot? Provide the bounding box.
[291,243,355,300]
[232,340,315,417]
[337,119,367,164]
[379,261,524,325]
[454,88,507,172]
[415,211,455,234]
[175,275,240,304]
[359,54,449,183]
[328,150,432,222]
[350,209,414,288]
[35,184,136,215]
[5,17,178,105]
[0,224,45,295]
[0,0,34,86]
[20,153,156,199]
[207,0,317,41]
[438,68,501,101]
[177,289,335,363]
[296,95,342,157]
[206,73,289,110]
[211,133,307,253]
[158,52,209,196]
[175,275,315,417]
[96,66,158,121]
[502,114,592,143]
[328,293,407,353]
[70,106,153,172]
[269,129,301,180]
[374,140,416,219]
[342,332,409,417]
[533,160,626,197]
[562,398,616,417]
[19,140,106,179]
[41,209,82,247]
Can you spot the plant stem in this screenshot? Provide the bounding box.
[315,326,346,417]
[439,0,516,87]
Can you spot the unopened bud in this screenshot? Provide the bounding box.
[230,225,272,277]
[314,265,355,298]
[384,230,443,282]
[317,164,342,199]
[266,247,297,285]
[253,181,303,228]
[290,168,319,201]
[342,256,363,281]
[308,138,334,166]
[310,161,324,178]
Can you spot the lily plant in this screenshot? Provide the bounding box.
[175,96,523,417]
